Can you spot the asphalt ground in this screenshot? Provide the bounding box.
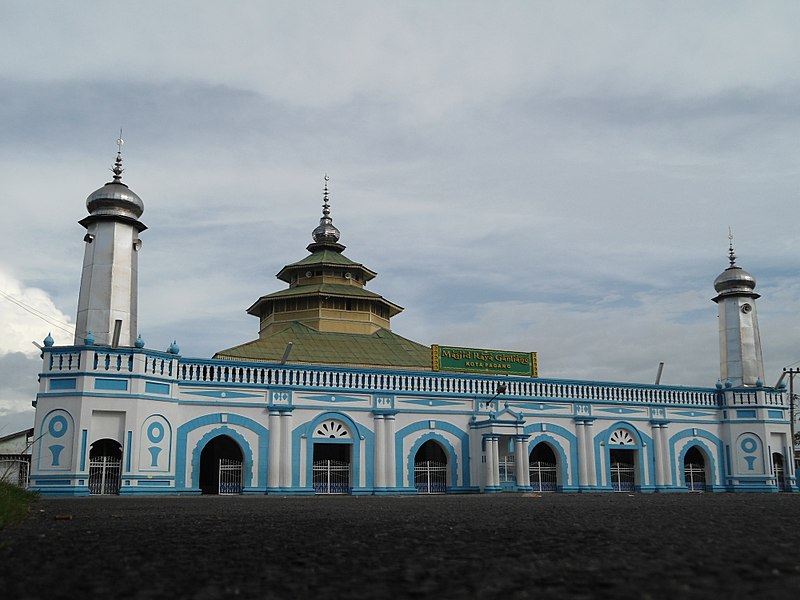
[1,493,798,599]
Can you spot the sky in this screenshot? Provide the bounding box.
[1,1,800,434]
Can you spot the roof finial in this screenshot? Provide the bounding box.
[727,227,737,267]
[322,173,331,219]
[311,173,340,244]
[111,129,124,183]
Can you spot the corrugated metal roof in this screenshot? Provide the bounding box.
[214,322,432,369]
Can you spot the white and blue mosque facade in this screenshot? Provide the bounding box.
[29,153,797,496]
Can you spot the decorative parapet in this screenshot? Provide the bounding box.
[723,388,786,407]
[41,347,727,408]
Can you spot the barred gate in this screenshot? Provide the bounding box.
[529,461,557,492]
[499,455,516,489]
[610,461,635,492]
[0,458,30,489]
[313,459,350,494]
[89,456,121,495]
[415,460,447,494]
[218,458,243,495]
[684,463,706,492]
[774,457,787,492]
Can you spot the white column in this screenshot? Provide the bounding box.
[267,410,281,489]
[659,425,671,486]
[484,435,495,490]
[384,415,396,489]
[514,436,529,488]
[373,414,385,489]
[651,423,664,487]
[280,411,292,488]
[491,437,501,488]
[576,422,589,488]
[583,421,597,487]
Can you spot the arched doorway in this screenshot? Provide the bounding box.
[199,435,244,495]
[529,442,558,492]
[414,440,448,494]
[773,453,787,491]
[684,446,707,492]
[88,438,122,495]
[312,419,353,494]
[312,443,351,494]
[609,449,636,492]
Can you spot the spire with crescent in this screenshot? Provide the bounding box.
[311,174,341,244]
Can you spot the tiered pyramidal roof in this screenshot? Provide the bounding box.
[214,177,431,369]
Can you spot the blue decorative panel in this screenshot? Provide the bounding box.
[139,415,172,472]
[95,378,129,391]
[37,409,75,471]
[49,378,77,391]
[400,399,463,407]
[736,409,757,419]
[767,409,784,419]
[145,381,170,395]
[184,389,262,399]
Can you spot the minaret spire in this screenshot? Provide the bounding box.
[112,129,125,183]
[727,227,736,267]
[311,173,341,244]
[712,234,764,387]
[74,134,146,347]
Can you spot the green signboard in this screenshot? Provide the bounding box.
[431,345,538,377]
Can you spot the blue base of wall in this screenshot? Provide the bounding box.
[32,485,90,497]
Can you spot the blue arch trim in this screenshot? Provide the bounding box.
[527,434,571,488]
[669,429,723,487]
[175,414,269,492]
[406,433,458,490]
[191,427,254,490]
[523,423,578,487]
[594,422,654,490]
[294,412,373,490]
[395,421,471,488]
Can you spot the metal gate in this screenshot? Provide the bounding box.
[774,459,787,492]
[610,461,635,492]
[218,458,243,495]
[0,458,30,488]
[313,459,350,494]
[529,461,557,492]
[684,463,706,492]
[415,460,447,494]
[88,456,121,495]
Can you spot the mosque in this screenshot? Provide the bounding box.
[28,148,797,496]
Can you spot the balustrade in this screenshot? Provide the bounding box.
[47,348,786,408]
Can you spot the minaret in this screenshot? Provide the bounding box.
[74,136,146,347]
[712,234,765,387]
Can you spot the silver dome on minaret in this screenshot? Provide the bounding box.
[311,175,340,244]
[713,237,758,298]
[85,138,144,220]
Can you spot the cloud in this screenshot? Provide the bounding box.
[0,270,74,356]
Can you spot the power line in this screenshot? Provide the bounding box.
[0,288,75,336]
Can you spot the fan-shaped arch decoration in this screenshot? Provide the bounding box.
[609,428,636,446]
[314,419,351,439]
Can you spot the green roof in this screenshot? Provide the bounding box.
[285,249,362,268]
[254,283,393,301]
[214,322,432,369]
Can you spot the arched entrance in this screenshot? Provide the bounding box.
[88,438,122,495]
[684,446,707,492]
[312,443,351,494]
[773,453,787,491]
[199,435,244,495]
[609,449,636,492]
[312,418,353,494]
[529,442,558,492]
[414,440,447,494]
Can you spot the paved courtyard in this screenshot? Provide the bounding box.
[1,493,798,599]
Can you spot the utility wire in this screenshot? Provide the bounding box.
[0,288,76,336]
